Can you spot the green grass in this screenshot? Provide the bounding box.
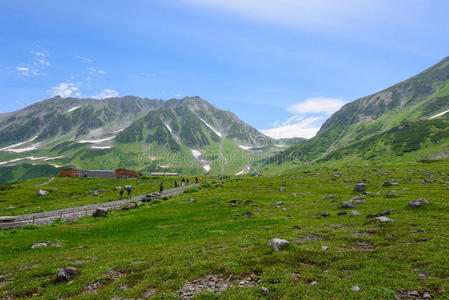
[1,163,449,299]
[0,176,181,216]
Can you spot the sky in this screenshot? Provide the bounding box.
[1,0,449,139]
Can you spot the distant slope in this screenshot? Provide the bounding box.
[259,55,449,171]
[0,96,279,183]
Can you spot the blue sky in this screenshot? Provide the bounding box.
[1,0,449,138]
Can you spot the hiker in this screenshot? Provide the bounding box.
[181,178,185,187]
[126,186,132,199]
[195,177,198,184]
[199,177,202,184]
[174,180,178,188]
[119,189,124,199]
[186,178,189,185]
[160,182,164,194]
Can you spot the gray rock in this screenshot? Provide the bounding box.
[268,238,290,252]
[32,242,48,249]
[350,210,361,217]
[243,211,253,217]
[376,216,394,223]
[339,202,357,209]
[353,183,367,192]
[351,286,360,292]
[338,211,347,216]
[423,292,432,298]
[282,208,287,212]
[56,266,79,282]
[275,201,284,206]
[322,246,328,250]
[409,291,420,297]
[321,212,329,217]
[386,191,398,198]
[92,208,107,217]
[291,193,297,197]
[279,186,285,192]
[50,243,62,247]
[409,198,430,207]
[381,181,392,187]
[189,199,198,203]
[115,186,122,190]
[260,286,269,295]
[37,190,48,196]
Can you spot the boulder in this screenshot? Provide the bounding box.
[92,208,107,217]
[321,212,329,217]
[409,198,430,208]
[37,190,48,196]
[353,183,367,192]
[376,216,394,223]
[268,238,290,252]
[31,242,48,249]
[56,267,79,282]
[260,286,269,295]
[381,181,392,187]
[275,201,284,206]
[339,202,357,209]
[350,210,361,217]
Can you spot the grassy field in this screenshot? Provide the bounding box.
[1,163,449,299]
[0,176,185,216]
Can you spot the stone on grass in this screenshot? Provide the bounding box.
[279,186,285,192]
[381,181,392,187]
[321,212,329,217]
[32,242,48,249]
[376,216,394,223]
[37,190,48,196]
[189,199,198,203]
[322,246,328,250]
[282,208,287,212]
[260,286,269,295]
[351,286,360,292]
[353,183,367,192]
[268,238,290,252]
[56,267,79,282]
[423,292,432,298]
[338,211,347,216]
[409,198,430,208]
[386,191,398,198]
[92,208,107,217]
[350,210,361,217]
[339,202,357,209]
[275,201,284,206]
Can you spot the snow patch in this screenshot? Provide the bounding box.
[429,109,449,119]
[49,164,61,168]
[0,158,25,166]
[0,136,39,151]
[203,164,211,172]
[199,118,222,138]
[67,106,81,113]
[235,166,251,176]
[91,146,112,149]
[238,145,252,150]
[164,122,173,134]
[191,149,201,158]
[113,128,125,133]
[0,155,62,166]
[6,143,40,153]
[43,156,64,161]
[79,136,116,143]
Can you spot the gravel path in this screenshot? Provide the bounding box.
[0,184,200,230]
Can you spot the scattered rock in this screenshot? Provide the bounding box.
[366,210,390,218]
[338,211,347,216]
[31,242,48,249]
[50,243,62,248]
[350,210,361,217]
[375,216,394,223]
[243,211,253,217]
[351,286,360,292]
[56,267,79,282]
[282,208,287,212]
[321,212,329,217]
[386,191,399,198]
[409,198,430,208]
[37,190,48,196]
[260,286,269,295]
[92,208,107,217]
[189,199,198,203]
[269,238,290,252]
[275,201,284,206]
[353,183,367,192]
[339,202,357,209]
[322,246,328,250]
[120,203,138,210]
[291,193,297,197]
[423,292,432,298]
[214,183,224,188]
[143,288,157,298]
[279,186,285,192]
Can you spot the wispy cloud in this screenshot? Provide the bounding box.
[75,54,93,63]
[16,49,51,76]
[87,67,106,75]
[261,97,346,139]
[92,88,119,99]
[51,82,80,98]
[287,97,345,115]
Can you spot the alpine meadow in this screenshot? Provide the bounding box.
[1,1,449,299]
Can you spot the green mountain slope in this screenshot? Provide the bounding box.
[0,96,285,183]
[259,55,449,172]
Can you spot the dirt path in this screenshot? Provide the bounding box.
[35,177,55,187]
[0,184,200,230]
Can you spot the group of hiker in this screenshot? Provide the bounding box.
[173,177,202,188]
[119,186,133,200]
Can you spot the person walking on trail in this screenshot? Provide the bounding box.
[195,177,198,184]
[159,182,164,194]
[199,177,202,184]
[186,178,189,185]
[174,180,178,188]
[181,178,185,187]
[126,186,132,199]
[119,188,124,200]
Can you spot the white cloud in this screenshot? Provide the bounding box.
[97,70,106,74]
[93,88,119,99]
[287,97,345,115]
[16,49,51,76]
[75,54,93,63]
[261,115,324,139]
[261,97,346,139]
[51,82,79,98]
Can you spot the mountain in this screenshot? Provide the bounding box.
[259,55,449,171]
[0,96,282,183]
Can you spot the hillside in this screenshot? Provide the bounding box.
[1,163,448,298]
[0,96,285,183]
[259,55,449,172]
